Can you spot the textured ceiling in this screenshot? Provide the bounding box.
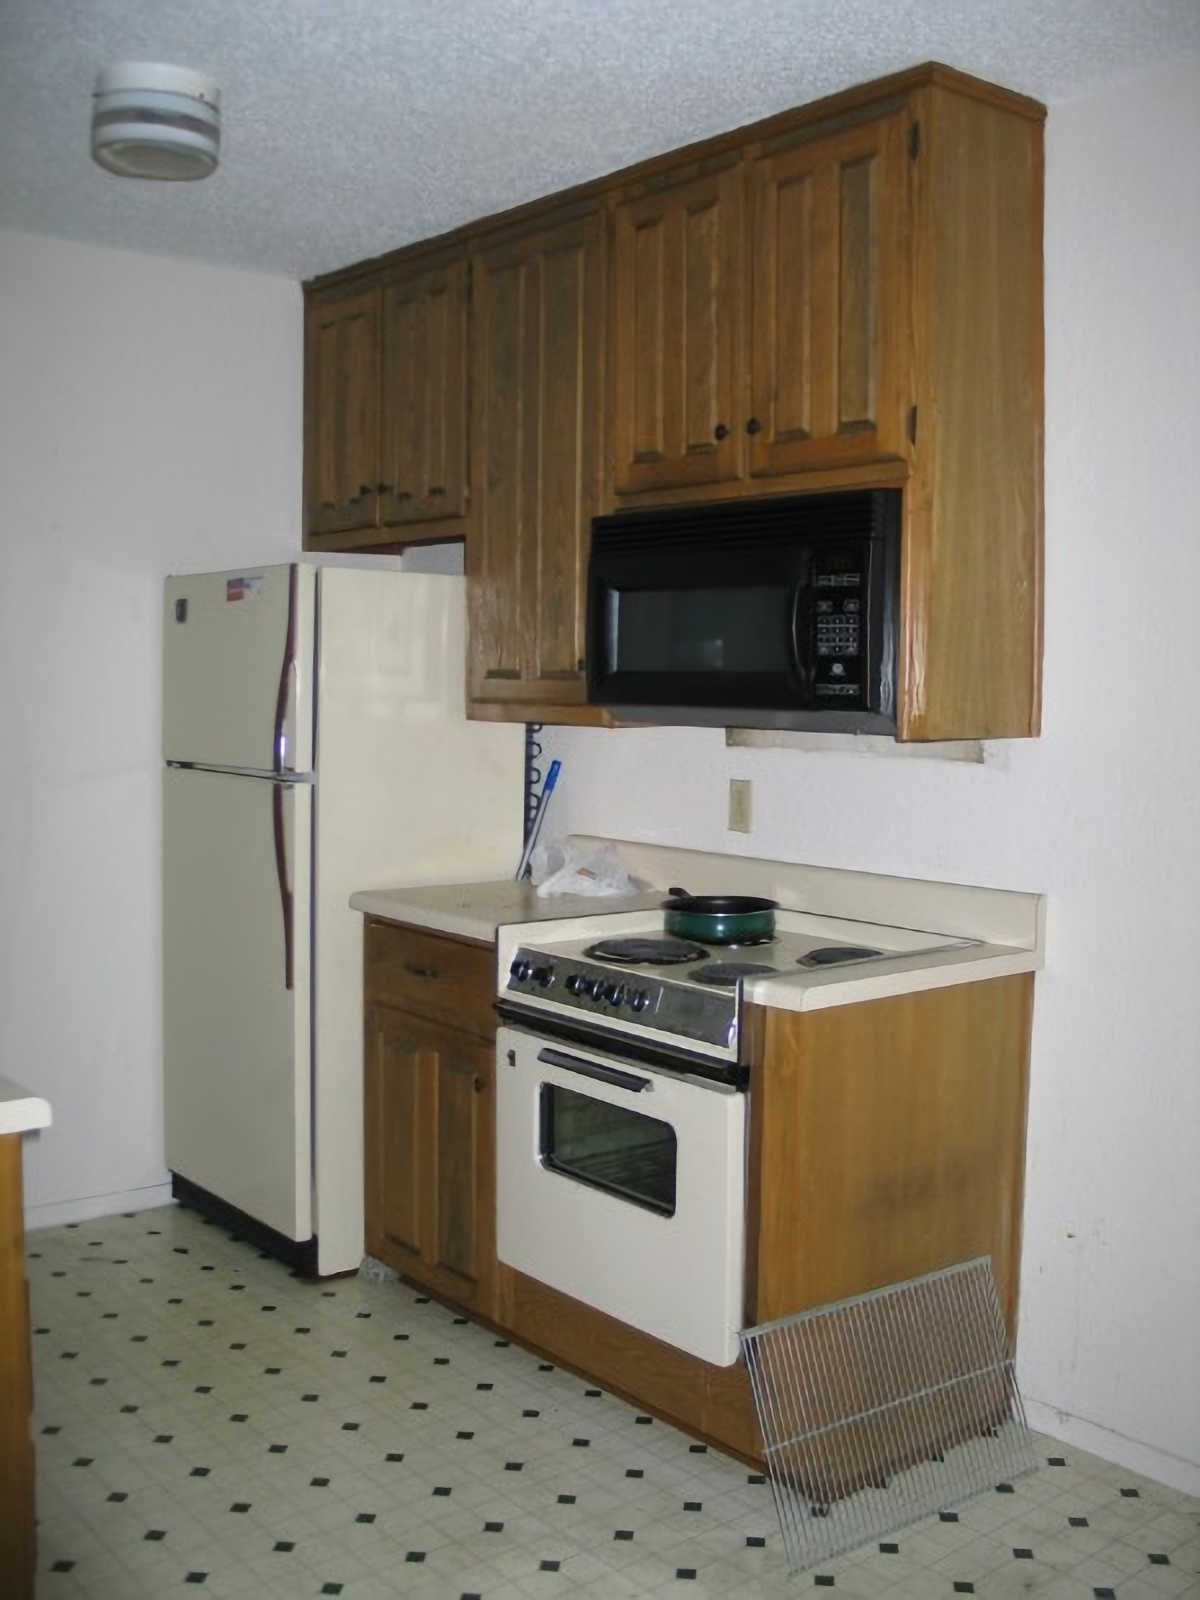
[2,0,1198,282]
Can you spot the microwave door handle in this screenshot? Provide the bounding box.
[789,578,812,690]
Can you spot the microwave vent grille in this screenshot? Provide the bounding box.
[592,491,894,556]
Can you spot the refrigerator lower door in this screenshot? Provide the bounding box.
[164,766,312,1242]
[163,563,315,773]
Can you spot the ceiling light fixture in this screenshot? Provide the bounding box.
[91,61,220,180]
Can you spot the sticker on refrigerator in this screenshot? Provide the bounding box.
[226,576,263,602]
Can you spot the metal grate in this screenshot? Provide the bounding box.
[740,1257,1037,1572]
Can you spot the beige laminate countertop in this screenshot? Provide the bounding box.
[350,880,665,944]
[0,1076,52,1137]
[350,866,1041,1016]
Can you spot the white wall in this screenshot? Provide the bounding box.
[0,230,302,1225]
[542,57,1200,1493]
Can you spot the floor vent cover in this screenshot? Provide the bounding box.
[740,1257,1037,1572]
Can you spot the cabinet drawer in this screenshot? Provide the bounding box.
[364,920,496,1037]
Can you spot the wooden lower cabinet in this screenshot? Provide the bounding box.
[745,974,1034,1341]
[364,1004,497,1318]
[362,916,1033,1468]
[1,1134,36,1598]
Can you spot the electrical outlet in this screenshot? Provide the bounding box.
[728,778,752,833]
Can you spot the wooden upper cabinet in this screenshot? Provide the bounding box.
[379,255,468,524]
[304,64,1043,739]
[749,112,909,478]
[609,115,910,501]
[304,285,380,537]
[467,207,608,719]
[303,249,468,547]
[610,162,744,495]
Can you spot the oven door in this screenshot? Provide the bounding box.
[496,1023,746,1366]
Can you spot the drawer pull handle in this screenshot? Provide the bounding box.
[403,963,439,980]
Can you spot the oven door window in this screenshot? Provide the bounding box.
[539,1083,677,1217]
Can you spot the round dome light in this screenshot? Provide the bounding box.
[92,62,220,181]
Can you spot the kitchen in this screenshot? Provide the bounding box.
[1,4,1198,1594]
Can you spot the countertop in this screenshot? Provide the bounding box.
[350,880,666,944]
[0,1076,52,1137]
[350,839,1043,1016]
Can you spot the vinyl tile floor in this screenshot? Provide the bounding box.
[26,1204,1200,1599]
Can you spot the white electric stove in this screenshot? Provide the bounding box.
[495,906,977,1077]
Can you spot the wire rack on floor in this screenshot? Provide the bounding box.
[740,1256,1037,1572]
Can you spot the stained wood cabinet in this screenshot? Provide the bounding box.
[304,248,468,546]
[466,207,609,722]
[304,284,379,538]
[747,111,909,479]
[609,113,909,497]
[1,1135,36,1597]
[363,920,497,1316]
[304,62,1044,739]
[744,974,1034,1343]
[605,81,1043,740]
[610,161,744,494]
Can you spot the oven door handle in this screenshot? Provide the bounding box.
[536,1047,652,1094]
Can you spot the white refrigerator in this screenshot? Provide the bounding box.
[162,560,523,1275]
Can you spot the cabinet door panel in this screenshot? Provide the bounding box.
[432,1041,493,1294]
[380,256,468,524]
[364,1009,426,1268]
[469,210,603,708]
[611,164,743,493]
[363,1000,496,1316]
[304,286,380,536]
[750,114,909,477]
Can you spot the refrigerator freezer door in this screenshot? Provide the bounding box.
[164,766,312,1242]
[163,564,315,773]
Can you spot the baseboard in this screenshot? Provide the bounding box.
[24,1182,175,1232]
[1023,1397,1200,1497]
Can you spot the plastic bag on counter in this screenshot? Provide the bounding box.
[530,839,645,897]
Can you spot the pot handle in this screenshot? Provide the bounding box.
[667,885,689,899]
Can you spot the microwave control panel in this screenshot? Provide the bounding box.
[811,557,865,701]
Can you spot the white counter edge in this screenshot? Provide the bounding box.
[0,1076,53,1136]
[741,942,1042,1013]
[350,890,505,943]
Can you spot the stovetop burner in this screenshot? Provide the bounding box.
[798,944,883,967]
[690,961,780,988]
[582,936,710,966]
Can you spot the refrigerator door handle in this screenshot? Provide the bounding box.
[272,783,294,991]
[273,564,298,774]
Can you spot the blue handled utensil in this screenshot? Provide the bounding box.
[515,759,561,881]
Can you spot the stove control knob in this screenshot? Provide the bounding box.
[584,976,606,1000]
[533,966,555,989]
[565,973,586,996]
[602,982,625,1006]
[629,988,650,1013]
[509,958,533,984]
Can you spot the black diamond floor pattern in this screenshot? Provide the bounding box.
[26,1205,1200,1597]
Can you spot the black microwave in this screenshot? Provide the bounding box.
[586,488,901,732]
